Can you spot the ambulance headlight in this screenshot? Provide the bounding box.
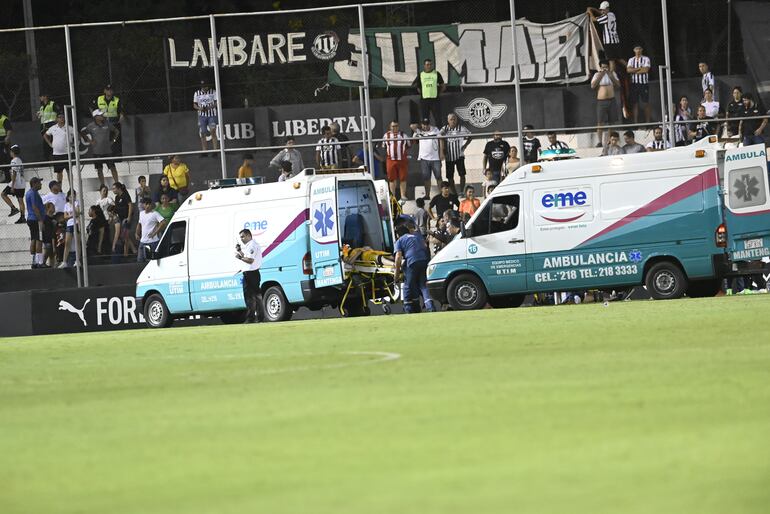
[427,264,436,278]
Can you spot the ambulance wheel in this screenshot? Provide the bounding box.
[220,310,247,324]
[645,262,687,300]
[489,294,526,309]
[447,273,488,310]
[686,279,721,298]
[264,286,292,322]
[144,294,172,328]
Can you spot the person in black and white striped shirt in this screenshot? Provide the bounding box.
[587,2,621,70]
[646,126,671,152]
[546,132,570,151]
[439,113,471,195]
[626,45,651,123]
[698,62,717,101]
[315,125,341,169]
[193,82,219,156]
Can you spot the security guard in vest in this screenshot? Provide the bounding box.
[95,84,124,157]
[37,93,59,160]
[411,58,446,126]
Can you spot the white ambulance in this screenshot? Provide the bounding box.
[136,171,394,327]
[427,139,770,309]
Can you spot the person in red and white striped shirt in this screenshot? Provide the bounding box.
[383,121,411,200]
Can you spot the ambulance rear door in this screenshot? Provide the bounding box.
[309,177,344,287]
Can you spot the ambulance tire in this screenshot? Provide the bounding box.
[144,294,173,328]
[488,294,526,309]
[447,273,488,310]
[686,279,721,298]
[645,262,687,300]
[220,310,247,324]
[264,286,293,322]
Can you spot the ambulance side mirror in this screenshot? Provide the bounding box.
[143,244,157,260]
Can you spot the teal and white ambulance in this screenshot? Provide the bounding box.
[427,139,770,309]
[136,171,394,327]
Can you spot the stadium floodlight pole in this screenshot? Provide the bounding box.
[64,26,89,287]
[508,0,525,163]
[210,14,227,179]
[661,0,675,147]
[63,104,81,288]
[357,4,375,175]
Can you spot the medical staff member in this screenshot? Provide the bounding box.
[236,228,265,323]
[394,224,435,314]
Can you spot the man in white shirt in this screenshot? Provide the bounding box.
[410,118,441,200]
[1,144,26,223]
[193,82,218,155]
[42,180,66,215]
[43,113,74,185]
[236,228,264,323]
[135,198,167,262]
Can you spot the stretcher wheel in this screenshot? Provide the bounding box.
[382,303,392,315]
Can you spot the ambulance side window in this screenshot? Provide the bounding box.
[469,194,520,237]
[155,221,187,258]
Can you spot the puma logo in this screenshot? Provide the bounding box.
[58,299,91,327]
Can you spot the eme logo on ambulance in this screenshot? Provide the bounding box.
[539,190,589,223]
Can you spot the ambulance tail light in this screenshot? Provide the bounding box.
[715,223,728,248]
[302,252,313,275]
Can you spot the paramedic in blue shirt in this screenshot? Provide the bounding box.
[394,224,435,313]
[236,228,265,323]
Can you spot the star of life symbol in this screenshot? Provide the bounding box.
[734,174,760,202]
[628,249,643,263]
[314,203,334,237]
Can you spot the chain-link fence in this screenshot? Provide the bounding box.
[0,0,766,273]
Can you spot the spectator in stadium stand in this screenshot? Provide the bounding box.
[81,109,120,186]
[59,189,79,268]
[482,131,510,183]
[0,112,14,172]
[481,169,496,195]
[111,181,136,257]
[155,193,177,223]
[587,2,621,71]
[238,153,254,179]
[738,93,767,147]
[163,155,191,203]
[36,93,59,161]
[429,181,459,221]
[97,184,114,214]
[621,130,645,154]
[412,59,446,126]
[135,175,151,216]
[86,205,109,258]
[459,186,481,217]
[315,125,341,170]
[699,62,717,101]
[42,201,56,267]
[521,125,542,164]
[439,113,471,195]
[193,81,219,156]
[43,113,74,185]
[41,180,65,217]
[725,86,744,138]
[2,144,25,223]
[269,136,304,174]
[601,131,624,156]
[330,122,352,168]
[413,197,429,237]
[701,88,720,118]
[646,126,671,152]
[546,132,570,151]
[352,145,386,180]
[429,215,449,255]
[626,45,651,124]
[591,59,620,147]
[94,84,124,158]
[135,198,167,263]
[674,95,693,147]
[410,118,442,200]
[24,176,45,269]
[152,175,178,205]
[689,106,716,143]
[502,146,520,179]
[394,224,435,314]
[277,161,293,182]
[106,204,122,263]
[382,120,411,201]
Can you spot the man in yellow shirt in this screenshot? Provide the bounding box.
[163,155,190,202]
[238,153,254,179]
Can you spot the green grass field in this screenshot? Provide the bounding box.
[2,296,770,514]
